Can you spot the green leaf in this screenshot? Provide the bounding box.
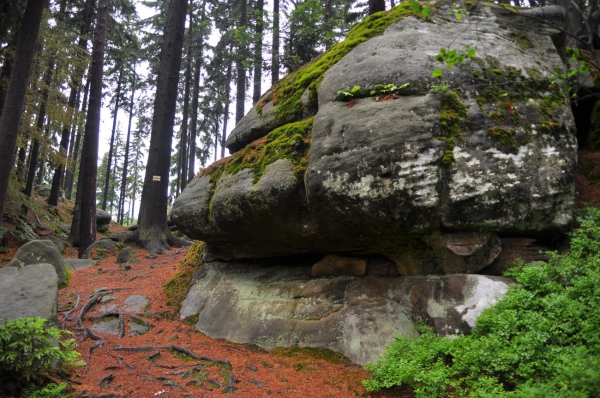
[432,68,443,78]
[421,7,431,18]
[468,49,476,57]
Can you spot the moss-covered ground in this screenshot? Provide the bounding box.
[164,241,204,315]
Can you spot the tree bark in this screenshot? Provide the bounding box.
[47,0,94,207]
[252,0,264,104]
[235,0,247,123]
[136,0,188,253]
[221,61,232,159]
[368,0,385,15]
[0,0,46,226]
[23,58,55,211]
[271,0,279,86]
[101,69,123,210]
[66,77,90,201]
[118,66,135,224]
[188,50,201,182]
[179,9,193,193]
[77,0,110,258]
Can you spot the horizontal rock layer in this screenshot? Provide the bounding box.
[180,260,511,365]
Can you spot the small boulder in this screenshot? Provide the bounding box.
[116,247,135,263]
[0,264,58,326]
[311,254,367,277]
[64,258,95,271]
[6,240,69,288]
[35,185,51,198]
[41,235,65,254]
[96,209,112,233]
[82,239,118,260]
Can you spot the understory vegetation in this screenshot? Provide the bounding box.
[0,317,84,397]
[364,207,600,397]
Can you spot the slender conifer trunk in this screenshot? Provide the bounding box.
[77,0,110,257]
[0,0,46,225]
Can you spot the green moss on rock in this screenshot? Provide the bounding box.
[438,91,468,165]
[487,126,517,152]
[270,2,416,124]
[202,118,314,184]
[164,241,205,315]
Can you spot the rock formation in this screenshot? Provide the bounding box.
[171,2,576,361]
[172,3,576,274]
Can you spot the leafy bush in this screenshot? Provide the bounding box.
[364,207,600,397]
[0,317,84,396]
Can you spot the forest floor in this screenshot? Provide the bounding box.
[1,205,413,398]
[1,148,600,397]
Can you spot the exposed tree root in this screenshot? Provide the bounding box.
[85,341,103,373]
[110,229,192,255]
[74,288,111,326]
[109,345,231,367]
[74,327,102,341]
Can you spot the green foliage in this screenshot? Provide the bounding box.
[589,101,600,152]
[0,317,84,396]
[22,382,69,398]
[364,207,600,397]
[336,82,410,101]
[271,2,417,124]
[432,44,477,80]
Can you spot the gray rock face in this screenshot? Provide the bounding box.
[6,240,68,287]
[64,258,95,271]
[96,209,112,232]
[181,261,511,364]
[116,247,135,263]
[172,3,576,274]
[225,91,280,152]
[42,235,65,253]
[0,264,58,326]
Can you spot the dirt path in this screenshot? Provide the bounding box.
[59,244,412,398]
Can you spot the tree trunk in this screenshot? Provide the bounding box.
[22,58,55,211]
[77,0,110,258]
[252,0,264,104]
[236,0,247,123]
[136,0,188,253]
[188,50,201,182]
[101,69,123,210]
[63,86,82,191]
[36,149,46,185]
[0,46,14,119]
[47,0,94,207]
[119,66,136,224]
[271,0,279,86]
[179,9,193,192]
[368,0,385,15]
[0,0,46,226]
[66,77,90,201]
[221,61,232,158]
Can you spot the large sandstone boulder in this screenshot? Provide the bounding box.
[6,240,69,287]
[180,260,511,365]
[96,208,112,232]
[0,264,59,326]
[171,3,576,274]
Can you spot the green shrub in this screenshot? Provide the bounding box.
[364,207,600,397]
[0,317,84,396]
